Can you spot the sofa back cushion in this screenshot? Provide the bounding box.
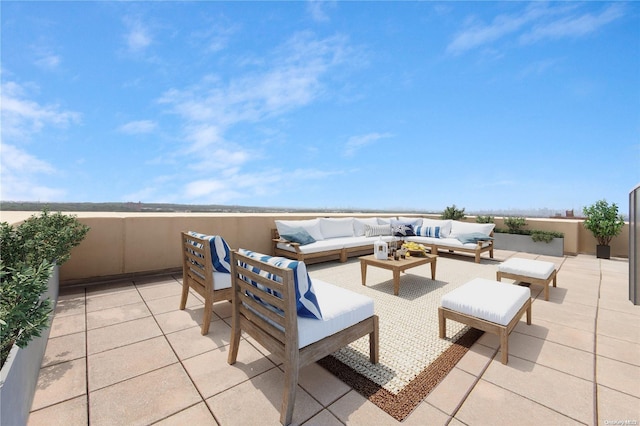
[275,218,324,241]
[449,221,495,237]
[398,216,424,228]
[319,217,355,239]
[390,219,416,236]
[353,217,380,236]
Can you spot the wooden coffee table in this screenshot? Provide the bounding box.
[360,254,438,296]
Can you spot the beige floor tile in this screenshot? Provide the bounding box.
[328,390,400,425]
[424,367,477,415]
[597,356,640,398]
[206,368,322,426]
[54,292,85,318]
[154,305,213,334]
[402,401,450,426]
[597,385,640,425]
[85,279,136,297]
[455,379,583,425]
[302,409,344,426]
[514,317,595,352]
[154,402,217,425]
[183,339,276,398]
[532,300,596,333]
[90,364,201,426]
[145,292,200,316]
[88,336,178,391]
[31,358,86,411]
[86,288,143,313]
[87,316,162,355]
[49,312,85,338]
[28,395,87,426]
[136,280,183,301]
[506,332,593,380]
[134,274,178,286]
[213,299,233,319]
[41,331,85,367]
[297,362,351,406]
[455,342,496,375]
[598,309,640,344]
[597,334,640,366]
[598,298,640,317]
[481,356,593,424]
[86,300,151,330]
[165,320,231,360]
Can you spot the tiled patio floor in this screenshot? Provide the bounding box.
[28,251,639,425]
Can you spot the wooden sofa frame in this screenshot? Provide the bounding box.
[425,233,494,264]
[271,229,374,264]
[179,231,233,335]
[228,249,379,425]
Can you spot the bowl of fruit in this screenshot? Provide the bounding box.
[402,242,428,257]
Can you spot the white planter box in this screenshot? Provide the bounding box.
[0,265,58,426]
[494,233,564,257]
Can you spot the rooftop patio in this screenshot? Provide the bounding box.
[26,248,638,425]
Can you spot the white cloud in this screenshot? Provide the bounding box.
[307,0,336,23]
[34,53,61,70]
[520,4,625,44]
[446,3,624,56]
[0,144,64,201]
[343,132,393,157]
[124,17,152,52]
[1,80,81,141]
[117,119,157,134]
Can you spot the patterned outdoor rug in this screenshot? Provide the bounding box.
[307,255,499,421]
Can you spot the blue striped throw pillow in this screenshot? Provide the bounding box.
[415,226,441,238]
[187,231,231,273]
[238,249,323,320]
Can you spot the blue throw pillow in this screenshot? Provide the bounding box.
[280,228,316,245]
[187,231,231,273]
[238,249,323,320]
[455,232,494,244]
[415,225,440,238]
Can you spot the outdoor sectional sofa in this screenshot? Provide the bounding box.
[272,216,495,264]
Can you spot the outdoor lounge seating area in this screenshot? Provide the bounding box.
[272,216,494,264]
[27,247,639,425]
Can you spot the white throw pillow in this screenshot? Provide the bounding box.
[319,217,355,239]
[353,217,380,236]
[275,219,324,241]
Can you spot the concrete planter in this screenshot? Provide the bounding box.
[494,233,564,257]
[0,264,59,426]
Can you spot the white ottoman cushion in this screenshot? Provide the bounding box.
[499,258,555,280]
[441,278,531,326]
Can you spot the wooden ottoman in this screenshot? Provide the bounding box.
[439,278,531,364]
[497,258,557,301]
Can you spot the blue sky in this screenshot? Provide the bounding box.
[2,1,638,213]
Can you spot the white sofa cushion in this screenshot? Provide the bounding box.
[406,236,492,249]
[498,258,555,280]
[441,278,530,326]
[298,278,374,348]
[353,217,380,236]
[449,221,495,238]
[213,271,232,290]
[319,217,355,239]
[276,219,324,241]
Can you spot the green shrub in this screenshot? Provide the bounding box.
[441,205,466,220]
[582,199,625,246]
[503,216,527,234]
[531,230,564,243]
[476,215,494,224]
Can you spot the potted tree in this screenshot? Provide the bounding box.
[0,209,89,425]
[582,199,625,259]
